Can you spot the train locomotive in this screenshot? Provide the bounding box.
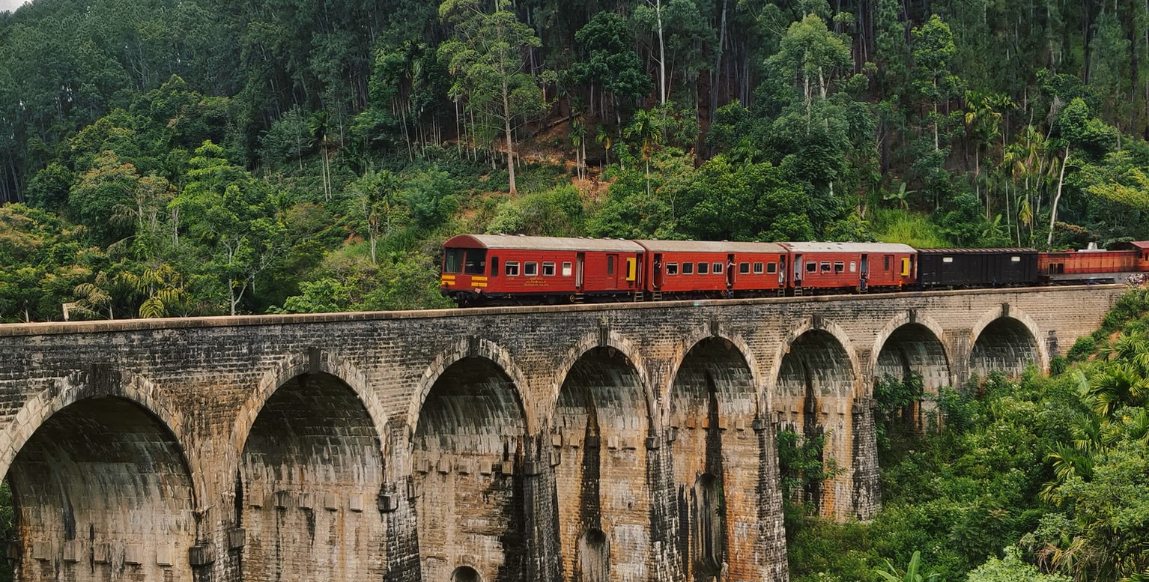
[439,234,1149,307]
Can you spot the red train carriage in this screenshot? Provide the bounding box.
[1039,241,1149,283]
[441,234,645,305]
[779,242,917,293]
[635,240,788,299]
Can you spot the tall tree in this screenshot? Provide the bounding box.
[439,0,549,195]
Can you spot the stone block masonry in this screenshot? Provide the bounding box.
[0,285,1125,582]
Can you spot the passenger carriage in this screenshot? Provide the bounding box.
[634,240,788,299]
[779,242,917,293]
[440,234,645,305]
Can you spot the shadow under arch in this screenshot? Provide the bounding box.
[411,343,530,582]
[665,326,763,417]
[669,336,759,581]
[232,349,386,464]
[868,313,955,395]
[547,330,655,429]
[769,319,861,520]
[407,337,534,436]
[552,339,652,582]
[968,306,1048,378]
[0,368,200,506]
[238,368,387,581]
[3,369,198,581]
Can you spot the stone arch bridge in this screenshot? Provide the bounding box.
[0,285,1124,582]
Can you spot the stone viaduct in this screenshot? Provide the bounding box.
[0,285,1126,582]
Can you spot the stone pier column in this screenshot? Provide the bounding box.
[850,398,880,520]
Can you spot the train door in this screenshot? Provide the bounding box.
[576,252,585,293]
[793,254,804,286]
[860,254,868,277]
[653,253,664,289]
[606,254,620,290]
[778,256,787,287]
[726,253,736,288]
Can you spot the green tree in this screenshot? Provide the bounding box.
[171,141,286,315]
[911,15,961,153]
[438,0,548,195]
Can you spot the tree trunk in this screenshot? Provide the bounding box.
[503,81,518,195]
[1047,146,1071,247]
[656,0,667,105]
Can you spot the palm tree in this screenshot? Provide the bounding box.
[623,108,663,195]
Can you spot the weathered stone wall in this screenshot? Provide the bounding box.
[0,285,1126,582]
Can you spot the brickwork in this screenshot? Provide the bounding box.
[0,285,1127,582]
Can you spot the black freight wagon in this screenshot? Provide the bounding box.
[917,248,1039,288]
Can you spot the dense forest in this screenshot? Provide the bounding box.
[2,0,1149,321]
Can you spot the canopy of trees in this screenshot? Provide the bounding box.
[1,0,1148,322]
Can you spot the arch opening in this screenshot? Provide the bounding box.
[6,397,195,582]
[670,338,756,581]
[553,347,648,582]
[240,372,385,582]
[414,357,525,582]
[774,330,855,518]
[971,318,1039,379]
[874,323,951,431]
[451,566,483,582]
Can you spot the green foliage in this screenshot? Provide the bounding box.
[486,185,585,236]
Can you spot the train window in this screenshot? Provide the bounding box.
[698,262,710,275]
[562,262,572,276]
[820,262,831,273]
[683,263,694,275]
[505,261,520,276]
[739,262,750,274]
[444,249,464,274]
[542,262,556,276]
[667,263,679,275]
[806,262,817,273]
[607,256,615,275]
[762,263,773,274]
[713,262,723,274]
[1011,256,1021,262]
[464,249,487,275]
[525,262,539,276]
[834,262,844,273]
[491,257,499,277]
[884,256,892,270]
[942,257,953,263]
[850,261,856,272]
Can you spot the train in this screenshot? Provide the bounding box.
[440,234,1149,307]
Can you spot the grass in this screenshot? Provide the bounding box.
[869,208,953,249]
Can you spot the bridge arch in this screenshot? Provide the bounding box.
[969,306,1049,378]
[768,318,861,519]
[868,313,955,395]
[767,318,862,402]
[235,350,386,460]
[550,332,654,582]
[668,333,763,581]
[407,337,534,436]
[2,369,199,581]
[663,326,762,417]
[548,330,654,427]
[236,351,387,582]
[409,339,531,582]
